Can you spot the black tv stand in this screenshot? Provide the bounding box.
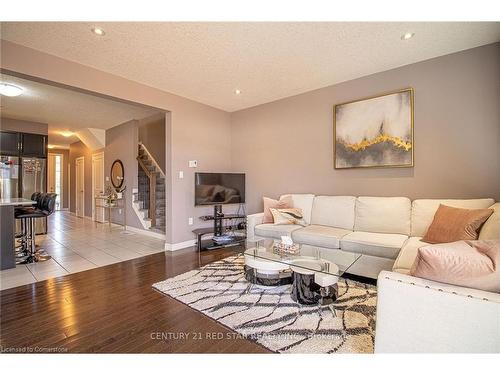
[193,204,246,251]
[213,204,224,236]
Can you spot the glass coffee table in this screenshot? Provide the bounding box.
[239,239,361,308]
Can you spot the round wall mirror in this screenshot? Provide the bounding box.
[111,160,124,189]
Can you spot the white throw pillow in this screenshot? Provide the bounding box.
[270,208,306,226]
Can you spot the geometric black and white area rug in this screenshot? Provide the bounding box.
[152,255,377,353]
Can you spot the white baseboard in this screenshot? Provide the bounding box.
[125,225,166,240]
[165,239,196,251]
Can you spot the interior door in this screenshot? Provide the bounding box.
[75,157,85,217]
[92,152,105,222]
[48,153,63,210]
[47,154,56,194]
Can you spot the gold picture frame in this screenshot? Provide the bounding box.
[333,88,414,169]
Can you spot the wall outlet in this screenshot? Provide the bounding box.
[179,171,184,179]
[105,176,110,181]
[188,217,193,225]
[188,160,197,168]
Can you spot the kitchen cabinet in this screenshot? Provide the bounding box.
[22,133,48,157]
[0,131,21,156]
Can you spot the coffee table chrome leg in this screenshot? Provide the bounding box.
[247,268,257,293]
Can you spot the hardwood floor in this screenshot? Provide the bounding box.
[0,246,269,353]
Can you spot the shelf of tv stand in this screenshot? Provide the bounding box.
[199,214,246,221]
[193,225,246,252]
[192,226,238,235]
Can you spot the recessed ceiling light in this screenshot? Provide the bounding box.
[60,131,74,137]
[91,27,105,36]
[234,89,242,95]
[0,83,24,97]
[401,32,415,40]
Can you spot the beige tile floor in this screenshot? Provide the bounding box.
[0,211,166,291]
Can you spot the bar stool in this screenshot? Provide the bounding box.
[15,192,42,257]
[15,193,57,264]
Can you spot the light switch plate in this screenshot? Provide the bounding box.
[179,171,184,179]
[188,160,198,168]
[188,217,193,225]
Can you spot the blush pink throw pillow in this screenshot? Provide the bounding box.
[410,240,500,293]
[262,196,293,224]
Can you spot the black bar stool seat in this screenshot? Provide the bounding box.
[15,192,57,264]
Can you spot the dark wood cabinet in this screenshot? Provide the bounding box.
[0,131,21,156]
[21,133,48,157]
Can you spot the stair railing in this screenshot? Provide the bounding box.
[137,156,157,227]
[138,142,166,178]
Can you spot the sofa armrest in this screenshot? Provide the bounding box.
[246,212,264,239]
[375,271,500,353]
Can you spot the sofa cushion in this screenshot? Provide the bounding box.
[254,223,303,239]
[310,196,356,230]
[411,198,495,237]
[270,208,306,226]
[280,194,315,225]
[262,196,293,223]
[393,236,427,274]
[292,225,352,249]
[422,204,493,244]
[340,231,408,259]
[354,196,411,235]
[479,203,500,240]
[410,240,500,293]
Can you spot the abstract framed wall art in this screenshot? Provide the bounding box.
[333,88,414,169]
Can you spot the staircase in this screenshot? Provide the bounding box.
[132,143,166,234]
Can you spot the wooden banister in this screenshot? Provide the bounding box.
[137,156,156,227]
[138,142,166,178]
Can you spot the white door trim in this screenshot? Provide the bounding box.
[91,151,105,222]
[75,156,85,218]
[48,152,64,210]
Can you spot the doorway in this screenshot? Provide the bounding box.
[75,156,85,217]
[92,152,105,222]
[48,153,63,210]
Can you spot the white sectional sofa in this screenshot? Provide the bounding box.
[247,194,500,353]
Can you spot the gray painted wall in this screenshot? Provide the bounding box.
[230,42,500,214]
[138,113,166,173]
[105,119,144,230]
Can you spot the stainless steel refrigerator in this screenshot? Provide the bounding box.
[0,156,47,234]
[0,156,19,200]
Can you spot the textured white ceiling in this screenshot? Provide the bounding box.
[0,74,159,147]
[1,22,500,111]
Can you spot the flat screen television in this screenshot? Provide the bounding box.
[195,172,245,206]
